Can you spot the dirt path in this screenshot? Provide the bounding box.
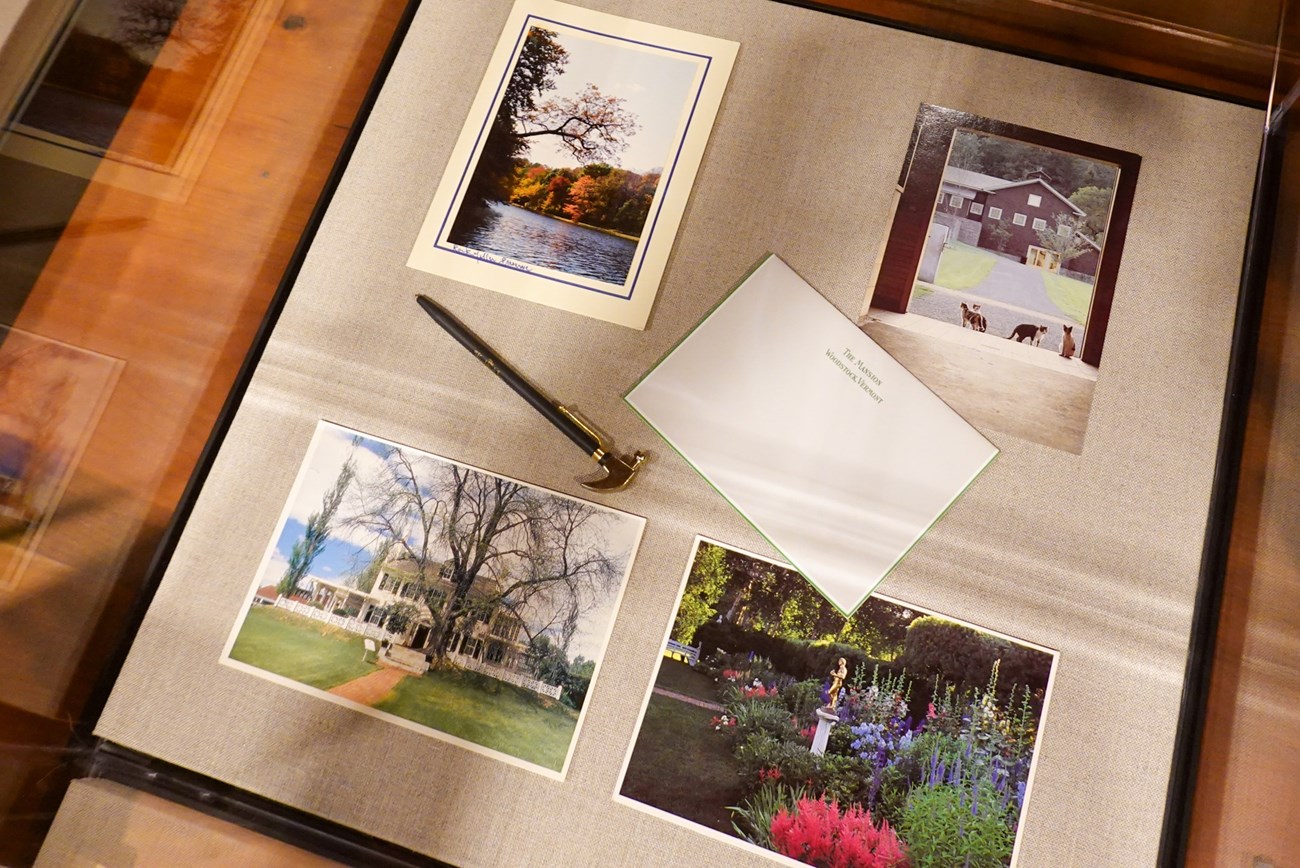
[329,668,407,706]
[653,687,723,712]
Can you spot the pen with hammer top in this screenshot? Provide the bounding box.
[415,294,645,492]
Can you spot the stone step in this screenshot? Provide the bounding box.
[379,645,429,675]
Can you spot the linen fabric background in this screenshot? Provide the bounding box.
[88,0,1261,864]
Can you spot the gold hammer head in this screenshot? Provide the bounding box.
[581,451,646,492]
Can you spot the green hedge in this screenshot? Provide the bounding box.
[694,616,1051,715]
[901,617,1049,702]
[694,620,899,683]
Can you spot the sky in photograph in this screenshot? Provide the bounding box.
[516,25,702,174]
[256,425,640,662]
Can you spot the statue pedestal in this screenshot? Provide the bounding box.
[810,707,838,756]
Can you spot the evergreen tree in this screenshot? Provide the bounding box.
[277,454,356,597]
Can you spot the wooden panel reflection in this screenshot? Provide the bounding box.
[0,0,407,758]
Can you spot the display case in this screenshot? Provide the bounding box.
[1,1,1297,865]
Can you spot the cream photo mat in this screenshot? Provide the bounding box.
[92,1,1261,865]
[406,0,738,329]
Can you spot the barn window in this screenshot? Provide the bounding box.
[988,207,1002,219]
[969,202,984,216]
[1027,193,1042,207]
[1032,217,1047,231]
[1058,224,1072,236]
[948,194,962,207]
[1012,213,1026,226]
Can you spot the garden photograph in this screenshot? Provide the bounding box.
[222,422,643,776]
[442,21,702,286]
[618,538,1056,867]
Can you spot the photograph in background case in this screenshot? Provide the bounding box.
[617,537,1057,867]
[221,421,645,778]
[859,104,1141,454]
[0,326,122,588]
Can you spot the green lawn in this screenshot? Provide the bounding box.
[374,669,578,771]
[934,241,998,290]
[1042,271,1093,324]
[229,606,380,690]
[655,658,724,703]
[620,693,745,836]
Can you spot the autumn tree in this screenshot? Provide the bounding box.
[509,162,658,236]
[449,26,568,222]
[343,447,626,663]
[516,82,639,164]
[277,453,356,597]
[562,174,600,222]
[451,27,639,231]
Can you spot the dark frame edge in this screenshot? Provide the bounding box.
[87,742,448,868]
[1156,122,1284,865]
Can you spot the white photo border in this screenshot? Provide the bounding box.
[218,419,646,781]
[612,535,1060,867]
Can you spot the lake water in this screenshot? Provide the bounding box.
[449,201,637,285]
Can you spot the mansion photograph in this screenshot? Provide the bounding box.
[224,423,644,775]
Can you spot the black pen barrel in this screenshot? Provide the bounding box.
[416,296,601,457]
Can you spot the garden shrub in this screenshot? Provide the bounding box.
[898,782,1014,868]
[727,697,798,744]
[770,797,908,868]
[810,753,872,807]
[693,621,895,683]
[782,679,824,719]
[825,719,859,756]
[734,732,819,786]
[902,617,1048,706]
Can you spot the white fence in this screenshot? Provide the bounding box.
[448,651,562,699]
[275,597,390,642]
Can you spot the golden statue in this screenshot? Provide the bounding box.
[827,657,848,709]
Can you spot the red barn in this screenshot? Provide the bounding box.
[933,167,1102,278]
